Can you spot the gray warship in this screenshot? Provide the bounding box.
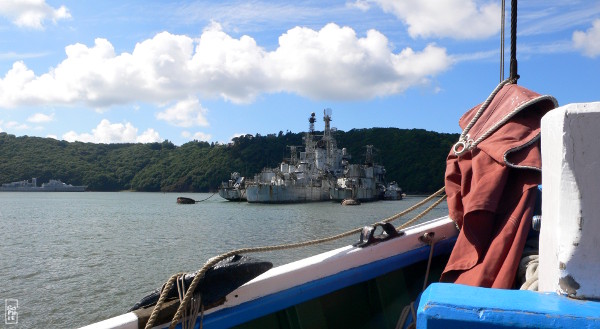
[329,145,386,202]
[244,109,341,203]
[383,181,404,200]
[0,178,86,192]
[221,109,390,203]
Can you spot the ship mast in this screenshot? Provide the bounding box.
[323,108,333,168]
[289,145,298,165]
[365,145,374,166]
[303,112,317,163]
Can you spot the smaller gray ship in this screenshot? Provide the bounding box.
[0,178,86,192]
[383,181,404,200]
[329,145,386,203]
[218,172,247,201]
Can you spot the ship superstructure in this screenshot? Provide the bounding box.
[221,109,390,204]
[245,109,345,203]
[329,145,386,202]
[218,172,247,201]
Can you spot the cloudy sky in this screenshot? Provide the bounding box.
[0,0,599,144]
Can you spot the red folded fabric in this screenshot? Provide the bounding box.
[440,84,557,288]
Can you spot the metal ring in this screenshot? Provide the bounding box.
[452,141,467,156]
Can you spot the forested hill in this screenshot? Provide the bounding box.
[0,128,458,194]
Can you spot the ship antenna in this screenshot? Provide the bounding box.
[323,108,332,134]
[323,108,333,167]
[309,112,316,134]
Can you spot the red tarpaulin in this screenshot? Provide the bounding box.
[440,83,557,288]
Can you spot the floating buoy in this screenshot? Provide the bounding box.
[177,197,196,204]
[177,193,217,204]
[341,198,361,206]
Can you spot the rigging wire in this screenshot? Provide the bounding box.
[500,0,505,82]
[510,0,519,82]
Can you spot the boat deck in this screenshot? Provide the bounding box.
[418,283,600,328]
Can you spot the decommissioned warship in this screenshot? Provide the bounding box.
[219,109,396,203]
[0,178,86,192]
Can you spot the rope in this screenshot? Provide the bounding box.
[176,276,202,329]
[395,230,439,329]
[395,301,416,329]
[144,272,185,329]
[194,193,216,203]
[452,77,517,157]
[396,193,447,231]
[518,236,539,291]
[455,1,520,157]
[145,187,446,329]
[422,235,437,291]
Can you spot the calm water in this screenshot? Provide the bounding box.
[0,192,447,328]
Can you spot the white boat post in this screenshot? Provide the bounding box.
[539,102,600,299]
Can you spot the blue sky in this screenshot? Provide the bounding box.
[0,0,599,145]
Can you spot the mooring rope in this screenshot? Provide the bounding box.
[145,272,185,329]
[145,186,446,329]
[394,219,443,329]
[176,276,202,329]
[196,193,216,203]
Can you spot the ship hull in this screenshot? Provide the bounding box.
[383,191,403,200]
[246,184,331,203]
[218,187,247,201]
[329,187,380,202]
[0,186,85,192]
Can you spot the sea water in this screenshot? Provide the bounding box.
[0,192,447,328]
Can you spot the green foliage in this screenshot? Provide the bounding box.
[0,129,458,193]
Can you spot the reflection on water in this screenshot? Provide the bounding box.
[0,192,447,328]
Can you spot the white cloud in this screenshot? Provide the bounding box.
[0,51,50,60]
[0,0,71,29]
[182,130,212,141]
[573,19,600,58]
[62,119,162,144]
[5,120,29,130]
[518,3,600,37]
[0,23,452,109]
[157,97,208,127]
[347,0,371,11]
[371,0,500,39]
[136,129,162,143]
[268,24,452,99]
[27,112,54,123]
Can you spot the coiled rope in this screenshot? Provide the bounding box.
[145,187,446,329]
